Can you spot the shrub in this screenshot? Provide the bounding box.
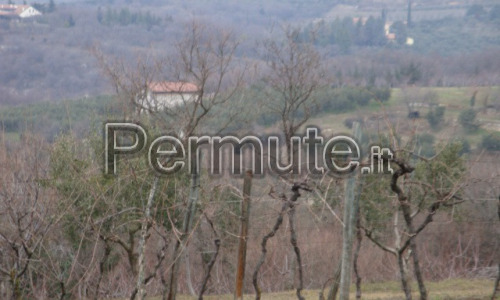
[426,105,445,130]
[418,133,435,145]
[481,132,500,151]
[343,117,363,129]
[458,108,478,132]
[344,87,372,106]
[454,138,471,155]
[370,87,391,102]
[417,133,436,158]
[466,4,486,19]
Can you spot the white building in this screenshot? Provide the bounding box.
[141,81,199,112]
[0,5,42,19]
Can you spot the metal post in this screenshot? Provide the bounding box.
[339,122,362,300]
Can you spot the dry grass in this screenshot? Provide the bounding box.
[158,278,495,300]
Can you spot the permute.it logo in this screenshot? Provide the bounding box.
[104,123,393,177]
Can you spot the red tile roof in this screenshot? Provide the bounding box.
[0,4,28,15]
[148,81,199,93]
[0,4,40,17]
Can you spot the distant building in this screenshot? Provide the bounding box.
[141,81,199,111]
[0,4,42,19]
[386,33,396,41]
[352,17,367,25]
[384,22,393,36]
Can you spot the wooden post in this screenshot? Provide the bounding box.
[234,170,253,300]
[339,122,362,300]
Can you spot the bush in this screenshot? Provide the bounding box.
[370,87,391,102]
[344,87,372,106]
[466,4,486,19]
[418,133,435,145]
[490,5,500,21]
[331,92,356,112]
[481,132,500,151]
[426,105,445,130]
[343,117,363,129]
[417,133,435,158]
[455,138,471,155]
[318,88,355,113]
[458,108,478,132]
[318,87,390,114]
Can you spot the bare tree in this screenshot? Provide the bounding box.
[260,26,324,163]
[361,138,468,300]
[161,21,245,300]
[197,212,220,300]
[253,182,311,300]
[0,133,62,299]
[94,20,247,300]
[49,133,154,299]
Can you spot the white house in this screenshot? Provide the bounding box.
[141,81,199,112]
[0,5,42,19]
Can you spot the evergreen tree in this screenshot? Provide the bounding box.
[481,133,500,151]
[426,106,445,130]
[470,91,477,107]
[407,0,412,28]
[381,8,387,23]
[333,17,353,53]
[490,5,500,21]
[97,7,103,24]
[392,21,407,45]
[48,0,55,13]
[458,108,478,132]
[66,14,75,27]
[354,18,363,45]
[466,4,486,19]
[105,7,113,25]
[363,16,385,46]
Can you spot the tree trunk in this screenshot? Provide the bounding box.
[199,239,220,300]
[288,200,305,300]
[95,241,111,300]
[284,130,293,166]
[286,251,296,291]
[253,200,288,300]
[185,250,196,296]
[134,176,158,300]
[326,261,342,300]
[400,198,427,300]
[410,239,427,300]
[167,170,200,300]
[353,210,363,300]
[397,252,412,300]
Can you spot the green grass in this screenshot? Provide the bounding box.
[0,95,119,138]
[155,278,495,300]
[0,131,21,142]
[1,86,499,151]
[308,86,500,151]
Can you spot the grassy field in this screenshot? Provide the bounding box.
[309,86,500,151]
[166,279,495,300]
[1,86,499,147]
